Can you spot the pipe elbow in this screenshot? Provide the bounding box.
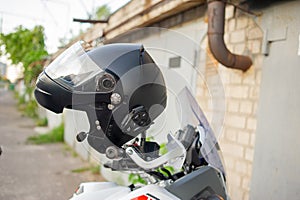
[207,0,252,72]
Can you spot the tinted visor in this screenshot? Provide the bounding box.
[45,41,115,93]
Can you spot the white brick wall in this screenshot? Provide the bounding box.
[226,114,247,129]
[196,8,263,200]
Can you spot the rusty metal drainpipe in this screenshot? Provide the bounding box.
[207,0,252,72]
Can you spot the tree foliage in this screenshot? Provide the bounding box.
[0,25,48,118]
[0,25,48,86]
[95,5,111,20]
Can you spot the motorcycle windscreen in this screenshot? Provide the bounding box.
[44,41,113,93]
[178,87,226,176]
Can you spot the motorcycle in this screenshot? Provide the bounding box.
[69,87,228,200]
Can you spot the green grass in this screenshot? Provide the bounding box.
[71,165,100,174]
[27,123,64,144]
[23,100,39,119]
[35,117,48,127]
[14,91,39,119]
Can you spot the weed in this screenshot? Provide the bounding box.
[27,123,64,144]
[35,117,48,127]
[63,144,78,158]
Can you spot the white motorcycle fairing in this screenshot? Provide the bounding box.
[70,182,180,200]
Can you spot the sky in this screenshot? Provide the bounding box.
[0,0,130,53]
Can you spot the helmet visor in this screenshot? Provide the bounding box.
[45,41,114,93]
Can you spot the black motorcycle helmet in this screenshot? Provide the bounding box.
[35,41,167,152]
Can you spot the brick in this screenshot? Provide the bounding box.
[196,77,206,87]
[255,70,262,84]
[230,30,245,43]
[205,66,219,77]
[253,102,258,113]
[231,189,244,200]
[227,186,233,197]
[221,142,244,158]
[247,163,253,177]
[236,160,248,174]
[224,85,231,95]
[243,192,249,200]
[197,95,208,104]
[255,52,264,63]
[224,33,230,43]
[196,89,203,97]
[227,100,240,113]
[204,111,213,122]
[226,129,238,142]
[229,85,249,99]
[243,71,256,85]
[225,5,235,20]
[252,40,262,54]
[227,44,234,52]
[234,43,246,54]
[207,100,214,111]
[228,18,236,32]
[237,131,250,145]
[247,26,263,40]
[236,17,248,29]
[229,172,242,186]
[223,155,235,170]
[249,86,260,99]
[250,134,256,147]
[242,177,250,190]
[220,70,230,84]
[227,176,245,200]
[247,40,262,54]
[204,88,211,98]
[246,117,257,130]
[218,130,226,140]
[240,101,253,114]
[226,114,246,129]
[245,147,254,161]
[230,71,243,84]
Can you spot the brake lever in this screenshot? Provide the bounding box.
[125,134,186,170]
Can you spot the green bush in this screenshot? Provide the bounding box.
[27,123,64,144]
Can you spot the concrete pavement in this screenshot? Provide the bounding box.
[0,90,104,200]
